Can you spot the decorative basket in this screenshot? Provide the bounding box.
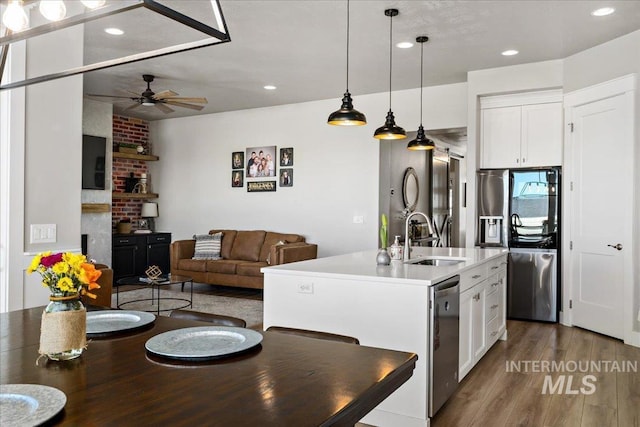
[117,222,132,234]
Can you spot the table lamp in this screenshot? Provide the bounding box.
[139,202,158,233]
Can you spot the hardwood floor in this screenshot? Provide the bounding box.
[432,320,640,427]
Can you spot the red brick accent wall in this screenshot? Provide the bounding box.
[113,115,150,151]
[112,115,151,231]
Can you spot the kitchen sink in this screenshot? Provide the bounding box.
[405,257,467,266]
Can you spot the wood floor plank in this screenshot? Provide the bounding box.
[615,341,640,427]
[581,403,617,427]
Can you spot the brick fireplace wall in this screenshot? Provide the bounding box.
[112,115,151,231]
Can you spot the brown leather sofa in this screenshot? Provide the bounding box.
[81,263,113,308]
[170,230,317,289]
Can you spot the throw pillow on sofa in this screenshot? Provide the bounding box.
[192,233,223,260]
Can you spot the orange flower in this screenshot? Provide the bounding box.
[81,288,98,299]
[80,263,102,292]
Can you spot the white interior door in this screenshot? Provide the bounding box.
[568,92,633,340]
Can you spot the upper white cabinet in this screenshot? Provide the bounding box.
[480,90,563,169]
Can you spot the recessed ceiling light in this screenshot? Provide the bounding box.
[501,49,519,56]
[263,85,277,90]
[591,7,615,17]
[104,28,124,35]
[396,41,414,49]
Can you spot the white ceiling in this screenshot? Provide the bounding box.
[81,0,640,121]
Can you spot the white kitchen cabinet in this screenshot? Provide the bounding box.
[458,261,489,380]
[480,90,563,169]
[485,267,507,348]
[459,254,507,380]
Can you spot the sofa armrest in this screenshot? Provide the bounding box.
[171,240,196,271]
[82,265,113,308]
[271,242,318,265]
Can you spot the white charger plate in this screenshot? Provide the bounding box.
[145,326,263,360]
[0,384,66,427]
[86,310,156,336]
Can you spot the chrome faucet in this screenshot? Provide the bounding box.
[404,211,435,261]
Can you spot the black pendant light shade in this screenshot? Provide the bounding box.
[374,8,405,140]
[328,91,367,125]
[407,35,435,150]
[328,0,366,126]
[407,125,435,150]
[374,110,406,140]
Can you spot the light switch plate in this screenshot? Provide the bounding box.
[30,224,56,243]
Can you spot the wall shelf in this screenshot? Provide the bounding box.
[81,203,110,213]
[113,152,159,161]
[112,192,159,200]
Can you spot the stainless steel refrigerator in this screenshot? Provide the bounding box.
[476,168,560,322]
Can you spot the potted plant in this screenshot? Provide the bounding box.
[377,214,391,265]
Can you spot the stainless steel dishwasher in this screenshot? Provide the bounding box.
[429,275,460,417]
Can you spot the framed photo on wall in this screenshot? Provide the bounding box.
[232,152,244,170]
[232,171,243,187]
[280,147,293,167]
[280,168,293,187]
[245,146,276,178]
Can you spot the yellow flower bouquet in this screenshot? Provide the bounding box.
[28,252,102,360]
[28,252,101,299]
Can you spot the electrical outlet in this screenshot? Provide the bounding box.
[297,282,314,294]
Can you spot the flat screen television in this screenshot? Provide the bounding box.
[82,135,106,190]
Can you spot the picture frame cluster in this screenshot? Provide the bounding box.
[231,146,294,191]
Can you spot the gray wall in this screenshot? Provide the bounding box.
[379,131,431,246]
[81,99,113,265]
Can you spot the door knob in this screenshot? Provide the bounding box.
[607,243,623,251]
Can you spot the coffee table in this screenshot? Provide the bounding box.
[116,274,193,315]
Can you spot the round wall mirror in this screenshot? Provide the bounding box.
[402,167,419,212]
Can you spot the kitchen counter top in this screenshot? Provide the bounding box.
[262,246,507,286]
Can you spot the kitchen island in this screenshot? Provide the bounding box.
[262,246,508,427]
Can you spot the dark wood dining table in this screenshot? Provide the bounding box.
[1,307,417,426]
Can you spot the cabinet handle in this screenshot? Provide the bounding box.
[148,245,151,249]
[120,239,129,244]
[490,265,499,270]
[156,237,165,241]
[472,274,481,279]
[473,293,480,301]
[491,282,499,288]
[491,304,499,309]
[522,157,526,163]
[516,158,519,164]
[491,331,498,337]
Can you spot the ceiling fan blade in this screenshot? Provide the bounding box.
[154,103,174,114]
[124,102,142,111]
[125,90,142,97]
[163,100,204,111]
[162,97,208,104]
[154,90,179,99]
[86,94,135,99]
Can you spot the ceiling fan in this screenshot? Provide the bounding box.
[88,74,207,114]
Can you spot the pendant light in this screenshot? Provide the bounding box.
[407,36,436,151]
[328,0,366,126]
[2,1,29,32]
[374,9,406,140]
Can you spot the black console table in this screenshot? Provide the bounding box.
[112,232,171,281]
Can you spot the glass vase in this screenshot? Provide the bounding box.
[40,293,86,361]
